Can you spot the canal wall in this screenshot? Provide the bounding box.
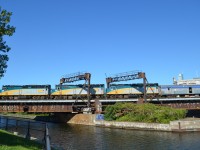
[67,114,200,132]
[170,118,200,131]
[67,114,171,131]
[94,116,200,132]
[95,120,171,131]
[67,114,96,125]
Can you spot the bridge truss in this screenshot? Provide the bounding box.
[60,72,91,109]
[106,71,147,102]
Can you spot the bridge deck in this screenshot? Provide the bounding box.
[0,98,200,113]
[0,97,200,103]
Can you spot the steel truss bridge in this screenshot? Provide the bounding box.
[1,71,200,113]
[1,98,200,113]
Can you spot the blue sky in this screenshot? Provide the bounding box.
[1,0,200,87]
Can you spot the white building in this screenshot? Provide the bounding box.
[173,74,200,85]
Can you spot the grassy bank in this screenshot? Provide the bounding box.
[0,129,43,150]
[104,103,187,123]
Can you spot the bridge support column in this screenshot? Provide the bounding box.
[137,98,144,104]
[95,99,102,114]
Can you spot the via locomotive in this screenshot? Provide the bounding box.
[0,83,200,100]
[0,83,159,100]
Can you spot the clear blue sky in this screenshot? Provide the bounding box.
[1,0,200,87]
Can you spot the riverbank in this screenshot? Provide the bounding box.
[66,114,200,132]
[2,113,200,132]
[95,118,200,132]
[0,113,37,119]
[0,129,43,150]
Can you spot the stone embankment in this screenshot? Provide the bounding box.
[68,114,200,132]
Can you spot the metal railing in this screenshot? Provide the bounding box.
[0,115,51,150]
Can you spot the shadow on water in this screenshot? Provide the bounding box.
[34,113,76,123]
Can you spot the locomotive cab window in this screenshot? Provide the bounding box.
[2,87,7,91]
[189,87,192,93]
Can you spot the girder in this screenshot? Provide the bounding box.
[0,104,73,113]
[106,71,144,87]
[59,71,91,108]
[60,72,91,84]
[106,70,147,102]
[1,98,200,113]
[160,103,200,110]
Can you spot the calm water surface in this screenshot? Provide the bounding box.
[48,123,200,150]
[1,117,200,150]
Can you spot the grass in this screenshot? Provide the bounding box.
[0,129,43,150]
[104,103,187,123]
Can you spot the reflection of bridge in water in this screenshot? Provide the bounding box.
[1,97,200,113]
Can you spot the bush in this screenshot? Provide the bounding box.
[104,103,187,124]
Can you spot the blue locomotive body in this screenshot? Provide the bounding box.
[106,83,159,99]
[0,85,51,99]
[51,84,105,99]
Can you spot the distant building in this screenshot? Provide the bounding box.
[173,74,200,85]
[178,73,184,81]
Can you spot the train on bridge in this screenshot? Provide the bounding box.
[0,83,200,100]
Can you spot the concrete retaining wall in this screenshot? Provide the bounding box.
[95,120,171,131]
[170,118,200,131]
[67,114,171,131]
[65,114,200,132]
[67,114,96,125]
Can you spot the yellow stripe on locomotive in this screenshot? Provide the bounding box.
[0,85,51,99]
[106,84,159,95]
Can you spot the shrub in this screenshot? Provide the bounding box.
[104,103,187,124]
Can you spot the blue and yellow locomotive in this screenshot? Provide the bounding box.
[0,85,51,99]
[51,84,105,99]
[106,83,159,99]
[1,82,200,100]
[0,83,160,100]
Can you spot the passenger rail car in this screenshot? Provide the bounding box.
[160,85,200,98]
[0,85,51,100]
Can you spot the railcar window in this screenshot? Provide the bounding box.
[168,88,170,91]
[189,87,192,93]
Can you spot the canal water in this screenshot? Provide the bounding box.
[1,117,200,150]
[48,123,200,150]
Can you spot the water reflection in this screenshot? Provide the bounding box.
[48,123,200,150]
[1,117,200,150]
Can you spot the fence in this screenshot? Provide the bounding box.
[0,115,51,150]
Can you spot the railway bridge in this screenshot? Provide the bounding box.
[1,98,200,113]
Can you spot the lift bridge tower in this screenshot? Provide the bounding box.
[106,71,147,102]
[60,71,92,112]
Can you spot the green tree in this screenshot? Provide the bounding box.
[0,7,15,78]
